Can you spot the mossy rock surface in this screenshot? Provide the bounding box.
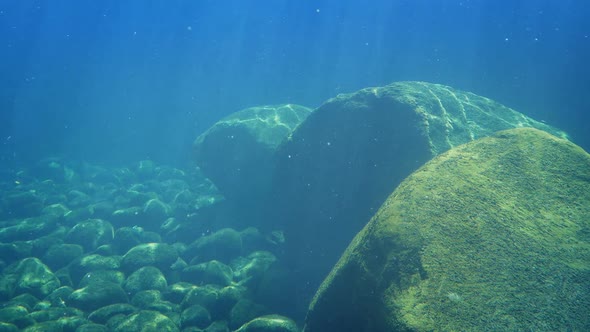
[111,310,179,332]
[236,315,299,332]
[68,282,128,312]
[304,128,590,332]
[87,303,137,324]
[121,243,178,273]
[124,266,167,294]
[271,81,569,312]
[65,219,114,252]
[2,257,60,299]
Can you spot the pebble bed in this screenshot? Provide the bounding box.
[0,158,299,332]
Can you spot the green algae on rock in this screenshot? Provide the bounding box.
[181,260,233,287]
[235,314,299,332]
[0,258,60,300]
[270,81,569,314]
[121,242,178,273]
[124,266,168,295]
[304,128,590,332]
[110,310,179,332]
[68,282,128,312]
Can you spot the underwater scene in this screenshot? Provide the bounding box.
[1,1,589,332]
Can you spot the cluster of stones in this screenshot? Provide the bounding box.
[0,159,298,332]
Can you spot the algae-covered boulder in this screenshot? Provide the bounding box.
[2,190,44,218]
[65,219,114,252]
[121,243,178,273]
[231,251,276,289]
[1,257,60,299]
[194,104,312,222]
[68,282,128,312]
[142,198,171,230]
[78,270,125,288]
[124,266,168,294]
[111,310,179,332]
[76,323,108,332]
[0,216,57,242]
[304,128,590,332]
[0,305,30,328]
[236,315,299,332]
[229,299,268,330]
[182,261,233,287]
[42,243,84,270]
[88,303,137,324]
[130,290,177,312]
[271,81,569,307]
[181,304,211,329]
[68,254,122,284]
[184,228,243,264]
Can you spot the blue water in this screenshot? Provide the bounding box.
[1,0,589,166]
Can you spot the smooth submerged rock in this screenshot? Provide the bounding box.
[0,305,29,328]
[121,242,178,273]
[87,303,137,324]
[229,299,268,330]
[193,104,313,222]
[130,290,176,311]
[181,304,212,329]
[0,216,56,242]
[143,198,170,220]
[68,282,128,312]
[42,243,84,270]
[111,310,179,332]
[2,190,44,218]
[182,260,233,287]
[231,251,276,288]
[65,219,114,252]
[236,315,299,332]
[68,254,122,284]
[124,266,168,294]
[181,285,220,312]
[75,323,109,332]
[78,270,125,288]
[270,81,569,310]
[304,128,590,332]
[1,257,60,299]
[185,228,243,264]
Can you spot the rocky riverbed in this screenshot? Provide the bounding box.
[0,158,299,332]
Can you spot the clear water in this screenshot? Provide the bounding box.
[1,1,588,165]
[0,1,589,330]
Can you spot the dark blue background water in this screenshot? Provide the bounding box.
[1,0,589,166]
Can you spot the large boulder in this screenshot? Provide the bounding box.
[194,104,312,224]
[304,128,590,331]
[270,81,568,309]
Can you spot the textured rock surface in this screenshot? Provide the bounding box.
[111,310,179,332]
[304,128,590,332]
[0,158,287,331]
[121,243,178,273]
[124,266,168,294]
[68,282,128,312]
[1,258,60,299]
[194,104,312,224]
[270,81,569,309]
